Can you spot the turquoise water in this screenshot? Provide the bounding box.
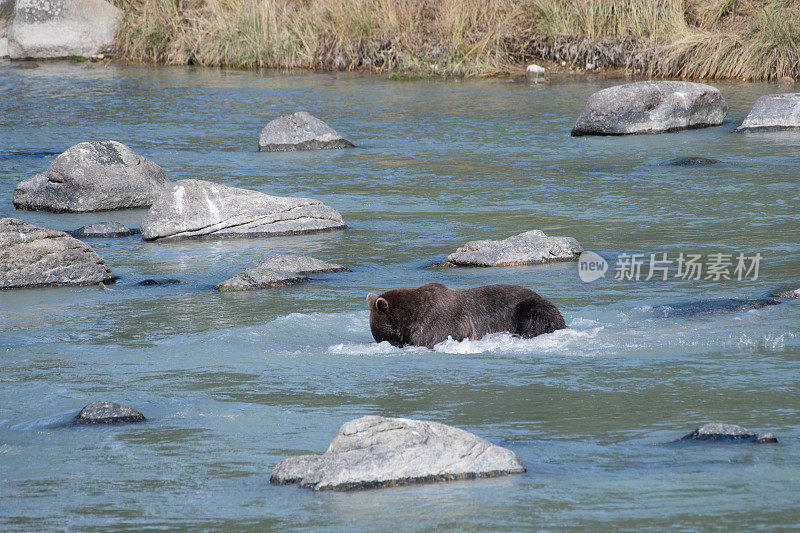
[0,62,798,530]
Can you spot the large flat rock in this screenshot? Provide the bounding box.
[13,140,169,212]
[736,93,800,132]
[271,415,525,491]
[571,81,727,136]
[7,0,122,59]
[0,217,115,289]
[259,112,354,152]
[439,230,582,267]
[141,180,347,241]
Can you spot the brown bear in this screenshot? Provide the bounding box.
[366,282,566,348]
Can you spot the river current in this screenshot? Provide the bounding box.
[0,62,798,530]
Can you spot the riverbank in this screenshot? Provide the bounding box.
[110,0,798,81]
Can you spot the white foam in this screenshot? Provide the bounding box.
[327,341,422,356]
[432,324,604,355]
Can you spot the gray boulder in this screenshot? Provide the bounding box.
[216,254,349,292]
[0,217,115,289]
[69,221,138,238]
[678,423,777,444]
[773,287,800,299]
[259,112,354,152]
[271,415,525,491]
[141,179,346,241]
[7,0,122,59]
[13,141,169,212]
[438,230,582,267]
[735,93,800,132]
[571,81,727,136]
[74,401,145,425]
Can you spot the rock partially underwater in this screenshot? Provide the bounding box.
[258,112,354,152]
[662,157,718,167]
[651,298,780,318]
[137,278,180,286]
[678,423,777,444]
[217,254,349,291]
[736,93,800,132]
[140,180,346,241]
[0,217,115,289]
[773,287,800,299]
[13,140,169,212]
[271,415,525,491]
[7,0,122,60]
[437,230,582,267]
[69,221,138,238]
[571,81,727,136]
[73,401,145,425]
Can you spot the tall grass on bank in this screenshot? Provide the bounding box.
[111,0,800,80]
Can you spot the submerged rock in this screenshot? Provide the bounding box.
[571,81,727,136]
[140,179,346,241]
[678,423,777,444]
[271,415,525,491]
[74,401,145,425]
[7,0,122,60]
[216,270,309,292]
[216,254,349,292]
[0,217,115,289]
[652,298,780,318]
[0,149,62,161]
[437,230,582,267]
[773,287,800,299]
[69,221,138,238]
[258,112,354,152]
[735,93,800,132]
[247,254,350,275]
[13,141,169,212]
[663,157,718,167]
[137,278,180,286]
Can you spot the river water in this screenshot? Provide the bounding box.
[0,61,798,530]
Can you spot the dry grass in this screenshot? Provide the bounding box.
[658,0,800,79]
[110,0,800,80]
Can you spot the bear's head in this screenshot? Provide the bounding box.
[366,291,405,347]
[367,284,448,347]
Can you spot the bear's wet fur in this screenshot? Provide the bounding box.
[367,283,566,348]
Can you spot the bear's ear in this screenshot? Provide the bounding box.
[375,297,389,314]
[366,293,378,308]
